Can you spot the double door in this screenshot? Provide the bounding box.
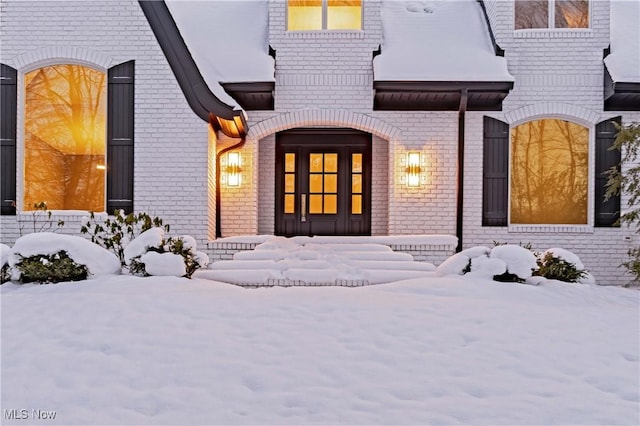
[275,130,371,236]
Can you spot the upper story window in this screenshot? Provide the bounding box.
[515,0,589,30]
[287,0,362,31]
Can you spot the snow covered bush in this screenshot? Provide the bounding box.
[535,248,587,283]
[14,251,88,283]
[127,229,209,278]
[6,233,120,283]
[1,244,10,284]
[490,244,538,282]
[81,210,168,266]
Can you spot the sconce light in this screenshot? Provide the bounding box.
[96,164,106,171]
[405,152,422,187]
[223,152,242,187]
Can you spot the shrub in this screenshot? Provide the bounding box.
[16,201,65,236]
[128,236,206,278]
[603,121,640,284]
[1,264,10,284]
[81,210,169,266]
[535,252,587,283]
[14,251,88,283]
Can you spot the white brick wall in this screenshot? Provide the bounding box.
[0,0,212,248]
[461,0,635,285]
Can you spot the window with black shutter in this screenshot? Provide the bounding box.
[595,117,621,227]
[107,61,135,215]
[482,116,509,226]
[0,64,17,215]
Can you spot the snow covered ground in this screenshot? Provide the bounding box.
[2,274,638,425]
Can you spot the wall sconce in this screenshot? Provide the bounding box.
[405,152,422,187]
[222,152,242,187]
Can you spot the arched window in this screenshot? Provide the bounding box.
[510,119,588,224]
[24,64,107,211]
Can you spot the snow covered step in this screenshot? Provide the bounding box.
[363,269,436,285]
[195,269,282,284]
[303,243,392,252]
[337,251,414,261]
[352,260,435,271]
[209,260,286,271]
[233,250,288,261]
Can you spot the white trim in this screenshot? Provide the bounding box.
[508,224,594,234]
[248,109,402,142]
[12,47,114,73]
[504,102,601,126]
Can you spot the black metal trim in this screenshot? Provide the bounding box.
[477,0,505,56]
[138,0,248,134]
[456,109,465,252]
[374,81,513,92]
[603,48,640,111]
[221,81,275,110]
[374,80,513,111]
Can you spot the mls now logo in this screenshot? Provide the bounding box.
[4,409,57,420]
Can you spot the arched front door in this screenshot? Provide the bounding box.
[275,129,371,236]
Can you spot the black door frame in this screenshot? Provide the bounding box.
[275,128,372,236]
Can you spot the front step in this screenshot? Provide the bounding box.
[198,237,448,287]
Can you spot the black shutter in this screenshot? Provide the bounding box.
[482,116,509,226]
[1,64,17,215]
[595,117,621,227]
[107,61,134,215]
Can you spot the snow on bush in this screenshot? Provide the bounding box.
[127,231,208,278]
[490,244,538,281]
[1,244,10,267]
[537,248,588,283]
[8,233,120,278]
[139,252,186,277]
[468,255,507,280]
[435,246,490,277]
[544,248,585,270]
[1,243,11,283]
[123,227,165,265]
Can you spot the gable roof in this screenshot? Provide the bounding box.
[140,1,275,137]
[373,0,513,111]
[373,0,513,82]
[165,0,275,105]
[603,0,640,111]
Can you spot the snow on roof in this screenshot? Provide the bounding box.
[166,0,275,107]
[374,0,513,82]
[604,0,640,83]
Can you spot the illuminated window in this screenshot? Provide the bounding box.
[515,0,589,29]
[24,65,106,211]
[288,0,362,31]
[510,119,588,224]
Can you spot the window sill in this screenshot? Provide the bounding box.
[285,30,365,40]
[514,29,593,39]
[508,224,594,234]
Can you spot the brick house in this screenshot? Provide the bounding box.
[1,0,638,285]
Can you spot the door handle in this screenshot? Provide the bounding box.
[301,194,307,222]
